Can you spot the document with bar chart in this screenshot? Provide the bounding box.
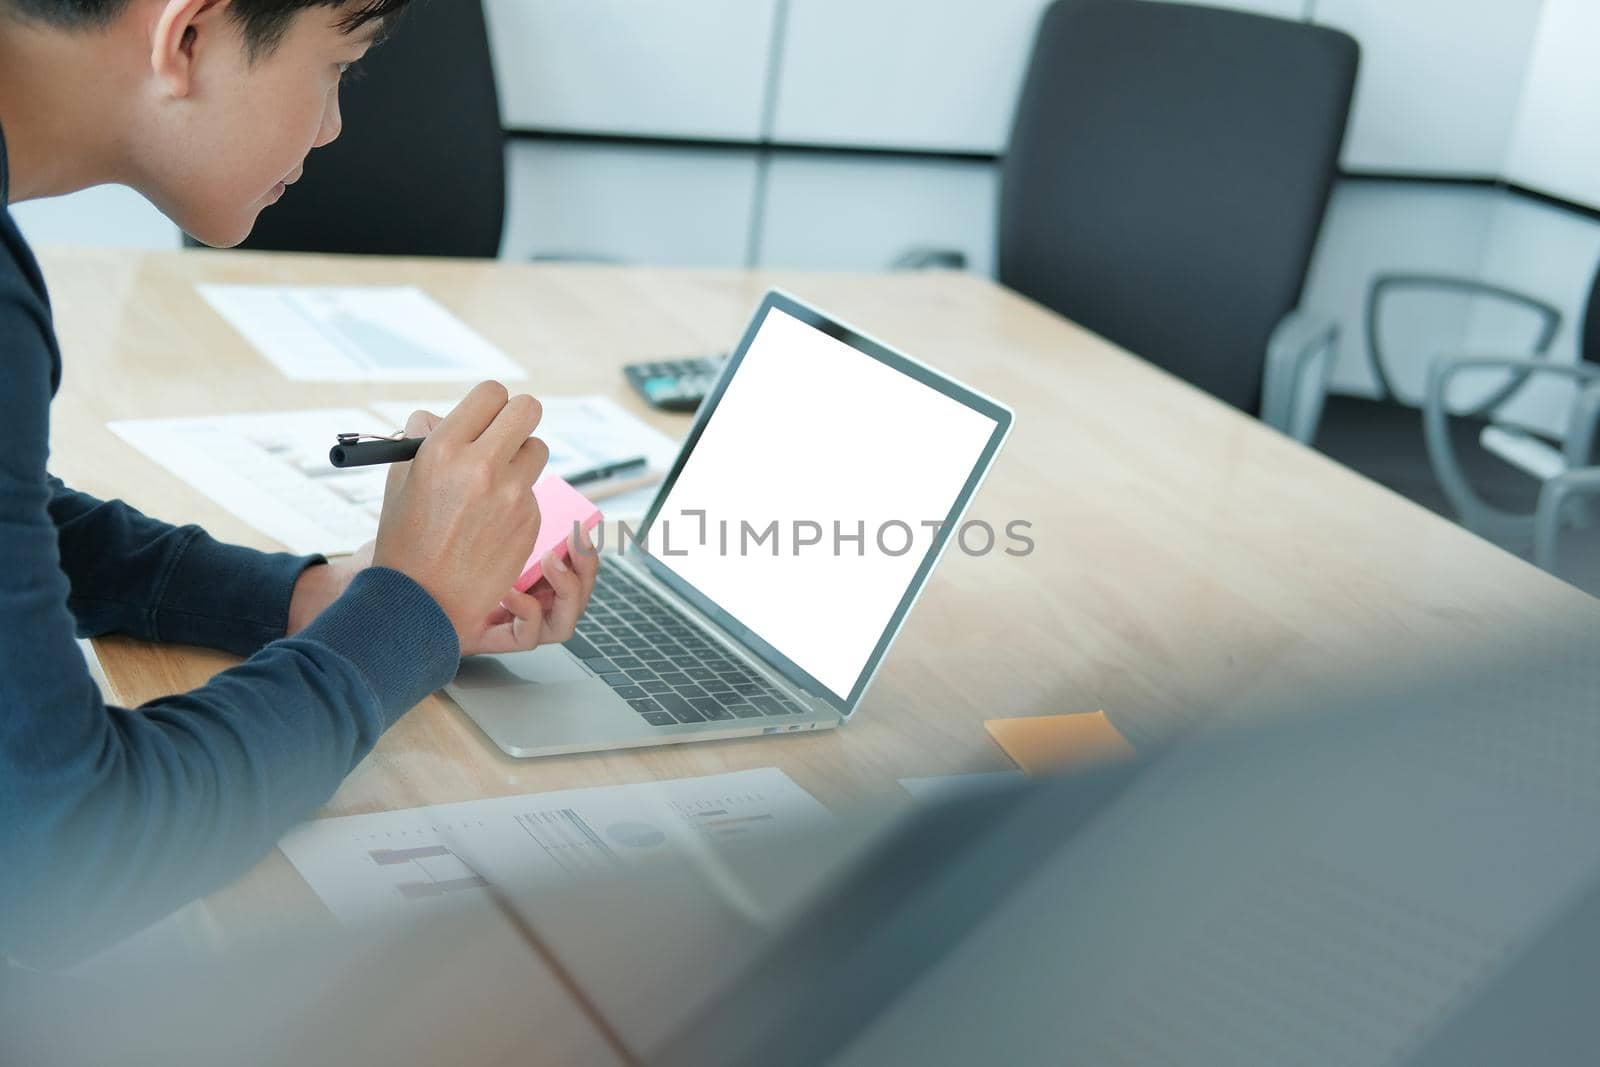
[277,768,831,930]
[196,284,526,382]
[108,395,683,556]
[109,408,387,555]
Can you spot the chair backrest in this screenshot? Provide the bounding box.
[234,0,505,258]
[1583,261,1600,368]
[1000,0,1358,414]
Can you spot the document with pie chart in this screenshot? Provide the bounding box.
[278,767,831,930]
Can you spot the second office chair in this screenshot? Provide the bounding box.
[1001,0,1359,440]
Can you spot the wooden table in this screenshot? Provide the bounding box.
[40,247,1598,930]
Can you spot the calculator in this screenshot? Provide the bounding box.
[623,355,728,413]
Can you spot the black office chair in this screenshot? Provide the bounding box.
[998,0,1359,436]
[224,0,505,258]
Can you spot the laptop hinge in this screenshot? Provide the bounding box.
[610,553,838,720]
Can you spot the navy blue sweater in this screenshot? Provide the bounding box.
[0,124,460,964]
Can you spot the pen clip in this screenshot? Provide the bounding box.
[336,431,406,445]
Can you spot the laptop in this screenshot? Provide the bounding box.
[445,290,1014,758]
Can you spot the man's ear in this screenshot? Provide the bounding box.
[150,0,230,98]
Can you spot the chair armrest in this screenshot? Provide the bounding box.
[1261,309,1338,444]
[1534,467,1600,573]
[1568,382,1600,469]
[892,247,970,271]
[1367,273,1562,410]
[1425,356,1600,541]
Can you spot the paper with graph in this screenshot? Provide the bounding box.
[108,396,682,555]
[110,408,387,555]
[277,768,832,930]
[197,284,526,382]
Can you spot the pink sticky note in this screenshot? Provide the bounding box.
[514,476,603,593]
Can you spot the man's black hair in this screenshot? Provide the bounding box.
[5,0,409,58]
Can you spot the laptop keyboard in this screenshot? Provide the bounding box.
[564,562,810,729]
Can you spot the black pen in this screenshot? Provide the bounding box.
[329,433,422,468]
[566,456,648,487]
[330,434,649,487]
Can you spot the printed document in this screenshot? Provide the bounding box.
[109,396,682,554]
[197,284,526,382]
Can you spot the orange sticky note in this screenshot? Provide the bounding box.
[984,712,1135,776]
[514,476,603,592]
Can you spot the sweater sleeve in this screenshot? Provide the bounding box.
[47,478,326,657]
[0,282,461,966]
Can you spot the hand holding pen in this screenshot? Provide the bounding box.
[365,382,586,651]
[333,429,648,488]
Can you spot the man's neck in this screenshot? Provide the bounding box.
[0,16,141,202]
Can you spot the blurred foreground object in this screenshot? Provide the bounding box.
[8,614,1600,1067]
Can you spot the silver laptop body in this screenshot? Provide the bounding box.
[445,291,1014,758]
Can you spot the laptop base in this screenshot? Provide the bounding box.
[445,646,841,759]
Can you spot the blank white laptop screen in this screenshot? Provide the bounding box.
[649,307,1001,701]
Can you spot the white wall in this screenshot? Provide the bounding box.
[501,141,759,267]
[1310,0,1546,175]
[770,0,1051,154]
[758,155,1000,273]
[771,0,1314,154]
[483,0,780,140]
[1504,0,1600,212]
[8,184,180,251]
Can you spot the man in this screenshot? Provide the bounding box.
[0,0,598,963]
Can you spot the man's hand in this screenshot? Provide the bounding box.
[465,521,600,656]
[287,526,599,656]
[372,382,550,648]
[285,381,601,654]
